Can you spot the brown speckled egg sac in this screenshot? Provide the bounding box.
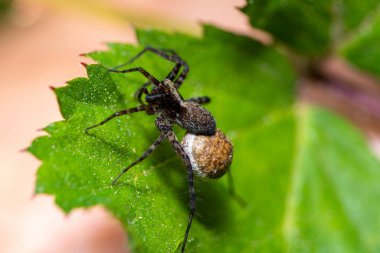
[181,129,233,178]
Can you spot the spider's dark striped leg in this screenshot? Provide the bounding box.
[155,115,195,253]
[173,62,189,89]
[111,133,166,185]
[135,85,150,105]
[135,63,182,104]
[111,47,164,69]
[166,130,196,253]
[166,63,182,81]
[109,67,160,86]
[116,46,189,89]
[85,105,146,132]
[140,48,189,89]
[186,96,211,105]
[114,47,184,70]
[143,48,189,89]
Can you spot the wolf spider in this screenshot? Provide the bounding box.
[85,47,233,252]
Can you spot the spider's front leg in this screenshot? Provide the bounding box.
[113,47,189,89]
[135,63,182,105]
[155,116,196,253]
[85,106,146,132]
[108,67,160,86]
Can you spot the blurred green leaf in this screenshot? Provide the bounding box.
[242,0,380,56]
[284,107,380,252]
[341,9,380,79]
[29,25,380,252]
[0,0,12,19]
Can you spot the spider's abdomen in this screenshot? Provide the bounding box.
[176,101,216,136]
[181,129,233,178]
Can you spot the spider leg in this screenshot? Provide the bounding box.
[155,115,195,252]
[166,63,182,81]
[173,63,189,89]
[114,47,189,89]
[114,47,184,71]
[186,96,211,105]
[111,133,166,185]
[135,63,182,104]
[166,130,196,253]
[135,86,150,105]
[109,67,160,86]
[85,106,146,132]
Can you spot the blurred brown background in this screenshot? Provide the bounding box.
[1,0,380,252]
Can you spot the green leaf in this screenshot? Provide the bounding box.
[340,8,380,79]
[0,0,12,18]
[29,25,380,252]
[30,26,295,252]
[242,0,380,55]
[285,107,380,252]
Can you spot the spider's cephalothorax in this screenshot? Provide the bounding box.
[148,79,217,136]
[85,47,233,252]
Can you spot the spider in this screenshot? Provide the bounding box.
[85,47,233,252]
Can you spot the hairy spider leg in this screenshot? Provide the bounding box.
[135,86,150,105]
[114,47,189,89]
[111,133,166,185]
[166,130,196,253]
[167,63,182,80]
[186,96,211,105]
[109,67,160,86]
[145,47,189,89]
[155,115,196,253]
[172,61,189,89]
[113,47,185,71]
[135,63,182,105]
[85,106,146,132]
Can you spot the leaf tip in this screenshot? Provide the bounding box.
[19,147,29,153]
[80,62,88,68]
[49,86,56,91]
[79,53,87,57]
